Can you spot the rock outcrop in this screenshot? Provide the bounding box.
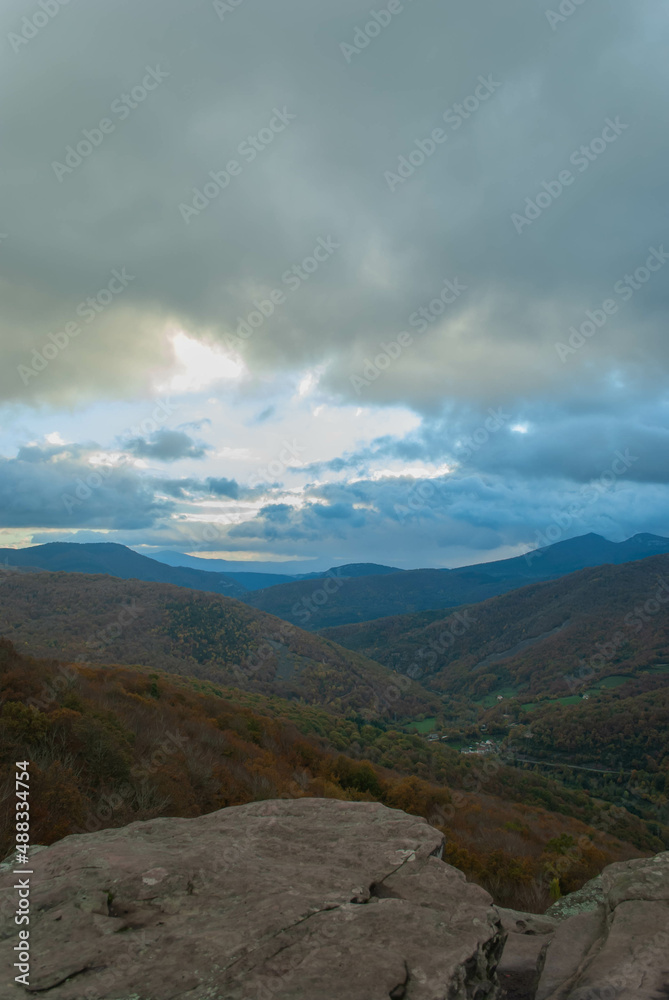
[2,800,668,999]
[539,852,669,999]
[0,799,504,999]
[498,852,669,1000]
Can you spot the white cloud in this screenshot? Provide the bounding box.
[157,331,244,394]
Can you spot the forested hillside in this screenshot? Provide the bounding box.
[322,553,669,700]
[0,640,656,911]
[0,571,435,718]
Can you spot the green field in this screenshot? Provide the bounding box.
[592,675,629,689]
[521,673,642,712]
[405,716,437,734]
[474,686,521,708]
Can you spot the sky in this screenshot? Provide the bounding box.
[1,0,668,571]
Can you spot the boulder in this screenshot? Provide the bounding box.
[494,906,557,999]
[537,852,669,1000]
[0,799,505,999]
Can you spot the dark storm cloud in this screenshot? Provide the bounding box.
[2,0,668,562]
[229,499,366,544]
[1,0,668,417]
[0,447,171,529]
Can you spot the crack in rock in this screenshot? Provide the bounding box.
[389,960,410,998]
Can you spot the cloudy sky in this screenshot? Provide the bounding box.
[1,0,667,571]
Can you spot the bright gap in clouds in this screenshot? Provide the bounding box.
[158,331,244,393]
[348,463,452,483]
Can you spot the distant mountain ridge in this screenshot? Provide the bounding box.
[321,551,669,700]
[2,533,668,629]
[0,542,248,598]
[242,533,669,629]
[150,550,401,590]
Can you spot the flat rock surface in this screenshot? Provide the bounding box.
[0,799,504,1000]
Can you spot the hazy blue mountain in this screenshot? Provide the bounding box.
[0,542,247,598]
[242,533,669,628]
[3,534,667,627]
[149,550,400,590]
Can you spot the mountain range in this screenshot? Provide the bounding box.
[3,533,667,632]
[0,542,400,596]
[0,542,247,597]
[321,552,669,701]
[150,550,401,590]
[2,533,669,912]
[242,532,669,629]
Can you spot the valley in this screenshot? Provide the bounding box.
[1,535,669,919]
